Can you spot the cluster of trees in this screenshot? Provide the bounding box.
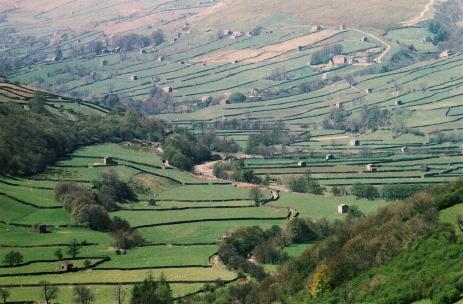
[213,161,262,184]
[430,130,463,144]
[187,178,463,304]
[217,216,349,281]
[387,48,422,71]
[131,274,172,304]
[322,105,390,133]
[75,30,165,57]
[0,96,165,176]
[267,67,289,81]
[198,131,240,153]
[351,183,424,201]
[206,119,285,131]
[163,131,212,170]
[228,92,247,103]
[0,274,172,304]
[111,30,165,51]
[245,130,289,155]
[430,0,463,52]
[97,91,176,116]
[217,226,288,280]
[288,172,325,195]
[54,171,143,249]
[2,239,86,267]
[428,21,450,45]
[310,44,343,65]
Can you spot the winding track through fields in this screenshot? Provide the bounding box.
[401,0,445,26]
[350,28,391,63]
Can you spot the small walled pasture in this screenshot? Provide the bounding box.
[158,49,463,190]
[12,26,386,101]
[0,143,389,302]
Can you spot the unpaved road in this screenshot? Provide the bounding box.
[350,28,391,63]
[401,0,445,26]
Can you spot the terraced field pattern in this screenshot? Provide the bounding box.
[1,0,463,302]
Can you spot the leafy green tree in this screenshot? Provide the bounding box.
[54,248,63,260]
[54,47,63,60]
[249,187,265,206]
[305,171,324,195]
[229,92,246,103]
[131,274,172,304]
[67,239,82,259]
[345,205,365,222]
[3,251,23,266]
[286,218,317,243]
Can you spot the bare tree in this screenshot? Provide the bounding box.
[73,285,94,304]
[113,284,126,304]
[40,281,59,304]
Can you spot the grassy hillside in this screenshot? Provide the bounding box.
[0,143,390,303]
[184,178,463,304]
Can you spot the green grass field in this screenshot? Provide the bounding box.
[0,143,393,302]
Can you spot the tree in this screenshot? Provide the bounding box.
[345,205,365,223]
[249,187,265,206]
[67,239,82,259]
[286,218,318,243]
[54,248,63,260]
[131,274,172,304]
[3,250,23,266]
[114,229,144,250]
[351,183,379,200]
[73,285,94,304]
[309,262,331,297]
[251,25,263,36]
[0,288,9,304]
[229,92,246,103]
[40,281,59,304]
[305,171,324,195]
[114,285,127,304]
[54,47,63,60]
[331,186,342,196]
